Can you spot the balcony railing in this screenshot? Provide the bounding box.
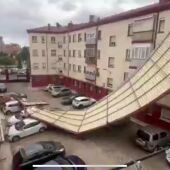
[85,57,97,65]
[132,31,154,43]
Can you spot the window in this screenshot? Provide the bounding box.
[97,50,100,59]
[84,66,86,73]
[73,64,76,72]
[108,57,114,68]
[96,68,100,77]
[41,36,45,43]
[153,134,158,141]
[69,64,71,70]
[125,49,130,61]
[63,50,66,57]
[84,33,86,41]
[73,50,76,57]
[109,36,116,46]
[58,42,62,48]
[69,50,71,57]
[58,55,62,61]
[51,37,56,44]
[78,65,81,72]
[128,24,133,36]
[42,63,46,69]
[32,36,37,43]
[33,63,39,70]
[158,19,165,33]
[124,72,129,81]
[73,34,76,42]
[32,49,38,56]
[78,33,82,42]
[69,35,71,43]
[51,50,56,56]
[42,50,45,57]
[64,63,66,69]
[51,63,56,70]
[98,30,101,40]
[78,50,81,57]
[107,78,113,88]
[63,36,66,43]
[160,132,167,138]
[84,50,86,58]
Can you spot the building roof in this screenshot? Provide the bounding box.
[27,1,170,34]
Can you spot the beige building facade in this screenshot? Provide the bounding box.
[27,0,170,100]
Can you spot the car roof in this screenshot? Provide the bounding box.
[139,126,168,135]
[75,96,89,101]
[6,100,19,105]
[23,118,38,124]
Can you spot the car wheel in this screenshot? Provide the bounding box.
[6,110,12,115]
[12,136,20,142]
[39,127,46,133]
[78,105,83,109]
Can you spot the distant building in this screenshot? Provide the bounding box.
[0,36,5,53]
[4,43,21,57]
[0,36,21,57]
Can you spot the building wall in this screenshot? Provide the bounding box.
[28,7,170,98]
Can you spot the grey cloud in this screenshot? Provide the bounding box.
[0,0,158,46]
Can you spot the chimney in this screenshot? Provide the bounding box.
[68,21,73,27]
[89,15,100,23]
[159,0,170,3]
[48,23,51,30]
[56,22,61,28]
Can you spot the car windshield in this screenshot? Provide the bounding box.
[23,144,44,160]
[15,121,25,130]
[137,130,150,141]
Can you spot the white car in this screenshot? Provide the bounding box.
[166,149,170,164]
[8,114,24,126]
[48,85,63,93]
[7,118,47,142]
[3,100,22,115]
[72,96,96,109]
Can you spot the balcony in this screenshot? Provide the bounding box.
[132,31,153,43]
[84,66,96,81]
[85,47,96,58]
[85,57,97,65]
[86,33,97,45]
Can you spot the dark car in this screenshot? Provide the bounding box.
[12,141,65,170]
[35,155,87,170]
[0,83,7,93]
[61,94,81,105]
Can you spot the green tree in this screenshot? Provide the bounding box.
[0,56,15,65]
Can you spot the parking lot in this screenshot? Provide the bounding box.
[0,82,169,170]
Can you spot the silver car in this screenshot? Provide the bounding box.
[135,126,170,152]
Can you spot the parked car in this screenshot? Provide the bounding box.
[51,88,72,97]
[135,126,170,152]
[12,141,65,170]
[7,118,47,142]
[48,85,64,93]
[35,155,87,170]
[165,148,170,164]
[7,112,27,126]
[61,93,81,105]
[0,83,7,93]
[72,96,96,109]
[3,100,22,115]
[43,84,55,92]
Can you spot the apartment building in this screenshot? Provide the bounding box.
[27,0,170,100]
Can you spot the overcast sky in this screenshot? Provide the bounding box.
[0,0,158,46]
